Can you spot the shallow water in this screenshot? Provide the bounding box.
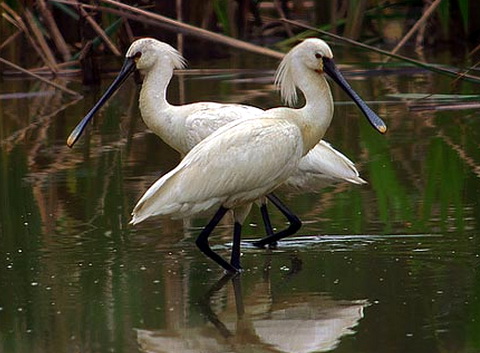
[1,46,480,353]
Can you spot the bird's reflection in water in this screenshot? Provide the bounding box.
[136,256,368,353]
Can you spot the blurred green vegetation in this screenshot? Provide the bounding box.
[1,0,479,76]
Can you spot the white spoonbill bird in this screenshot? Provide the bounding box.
[125,39,386,272]
[67,38,381,251]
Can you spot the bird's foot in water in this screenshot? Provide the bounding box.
[226,265,242,275]
[229,256,243,273]
[251,239,278,249]
[251,240,265,249]
[267,241,278,249]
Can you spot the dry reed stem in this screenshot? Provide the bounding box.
[1,3,24,29]
[32,60,81,72]
[273,0,294,37]
[344,0,367,40]
[24,9,58,72]
[283,18,480,84]
[0,57,81,97]
[78,6,121,56]
[123,18,135,43]
[52,0,284,59]
[176,0,184,54]
[1,11,20,29]
[0,30,22,51]
[37,0,71,61]
[1,3,57,73]
[469,43,480,57]
[384,0,442,63]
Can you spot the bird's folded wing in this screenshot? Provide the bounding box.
[131,118,303,222]
[184,104,263,150]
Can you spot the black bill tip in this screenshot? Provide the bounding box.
[322,57,387,134]
[67,57,136,148]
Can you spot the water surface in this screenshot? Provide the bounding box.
[1,46,480,353]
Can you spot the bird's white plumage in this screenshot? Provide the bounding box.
[127,37,187,72]
[275,38,333,107]
[128,38,335,155]
[284,141,366,192]
[183,104,261,151]
[131,118,303,223]
[123,38,366,225]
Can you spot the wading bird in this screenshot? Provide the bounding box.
[108,39,385,272]
[67,38,377,253]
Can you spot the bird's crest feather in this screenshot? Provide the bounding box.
[157,40,187,70]
[274,49,298,107]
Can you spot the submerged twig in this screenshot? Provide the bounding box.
[1,96,82,151]
[282,19,480,84]
[0,91,55,100]
[439,132,480,179]
[0,57,81,97]
[409,102,480,112]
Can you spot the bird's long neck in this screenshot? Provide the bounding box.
[140,61,173,113]
[296,69,334,153]
[138,63,186,152]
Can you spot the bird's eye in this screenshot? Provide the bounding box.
[133,52,142,61]
[315,53,322,59]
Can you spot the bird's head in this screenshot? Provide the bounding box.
[291,38,334,73]
[66,38,186,148]
[125,38,186,72]
[275,37,387,134]
[275,38,334,106]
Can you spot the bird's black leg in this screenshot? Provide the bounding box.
[230,222,243,270]
[253,193,302,249]
[260,202,275,237]
[196,206,240,273]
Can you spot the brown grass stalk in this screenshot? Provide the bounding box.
[1,3,58,73]
[78,6,122,56]
[1,11,21,29]
[31,60,81,72]
[344,0,367,40]
[273,0,294,37]
[282,18,480,84]
[0,30,22,51]
[37,0,71,61]
[24,9,58,72]
[469,43,480,57]
[51,0,284,59]
[383,0,442,63]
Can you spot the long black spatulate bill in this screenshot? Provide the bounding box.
[322,57,387,134]
[67,57,136,148]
